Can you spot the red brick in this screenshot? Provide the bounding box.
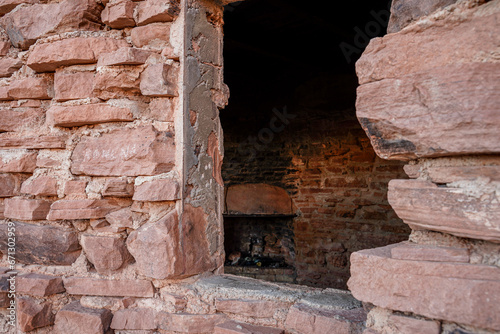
[81,235,132,274]
[110,308,157,330]
[20,176,58,196]
[215,321,284,334]
[27,37,129,72]
[135,0,179,26]
[17,297,55,332]
[101,0,136,28]
[54,301,112,334]
[140,63,179,97]
[8,78,52,99]
[47,199,126,220]
[226,183,292,215]
[71,126,175,176]
[54,71,94,101]
[348,244,500,331]
[17,273,65,296]
[133,178,180,201]
[62,277,154,297]
[97,47,152,66]
[4,198,51,220]
[47,103,134,127]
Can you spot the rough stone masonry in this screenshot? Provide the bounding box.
[0,0,498,333]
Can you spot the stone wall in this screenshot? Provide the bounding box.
[348,0,500,333]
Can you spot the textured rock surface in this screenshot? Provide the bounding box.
[0,58,23,77]
[215,321,285,334]
[130,23,171,48]
[0,0,103,49]
[63,277,154,297]
[386,314,440,334]
[348,244,500,331]
[110,308,157,330]
[8,78,53,100]
[226,183,293,215]
[27,37,128,72]
[81,235,131,274]
[135,0,179,26]
[390,242,469,263]
[47,199,126,220]
[102,179,134,197]
[0,109,45,133]
[71,125,175,176]
[17,297,55,332]
[133,178,180,201]
[0,221,81,265]
[140,63,179,97]
[4,198,51,220]
[0,136,67,149]
[0,151,38,173]
[101,0,136,28]
[159,313,227,333]
[54,71,95,101]
[47,103,134,127]
[98,47,151,66]
[388,179,500,242]
[17,273,65,296]
[215,299,287,318]
[357,63,500,160]
[54,301,112,334]
[20,176,58,196]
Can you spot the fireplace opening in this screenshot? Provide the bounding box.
[221,0,411,289]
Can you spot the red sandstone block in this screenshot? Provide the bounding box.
[387,314,440,334]
[104,207,134,231]
[47,199,125,220]
[0,58,23,77]
[110,308,157,330]
[215,321,284,334]
[0,0,33,15]
[133,178,180,201]
[0,136,67,149]
[348,244,500,331]
[0,174,19,197]
[131,23,171,48]
[0,41,10,56]
[81,235,132,274]
[54,71,94,101]
[390,242,470,263]
[427,165,500,183]
[215,299,287,318]
[64,180,87,196]
[70,125,175,176]
[161,293,187,311]
[17,297,54,332]
[101,0,136,28]
[135,0,179,26]
[0,86,11,100]
[17,273,65,296]
[148,98,175,121]
[27,37,129,72]
[98,47,151,66]
[92,66,142,99]
[140,63,178,97]
[102,178,134,197]
[8,78,52,99]
[20,176,58,196]
[388,0,457,33]
[47,104,134,127]
[0,108,45,132]
[159,313,227,333]
[54,301,112,334]
[62,277,154,297]
[4,198,51,220]
[284,304,366,334]
[0,199,4,219]
[226,183,293,215]
[388,179,500,242]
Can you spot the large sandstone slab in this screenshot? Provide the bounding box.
[47,104,134,127]
[284,304,366,334]
[47,199,126,220]
[348,244,500,331]
[27,37,128,72]
[63,277,154,297]
[8,78,53,100]
[54,301,112,334]
[0,221,81,265]
[0,0,102,50]
[357,6,500,84]
[388,179,500,242]
[17,273,65,296]
[71,125,175,176]
[226,183,293,215]
[356,63,500,160]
